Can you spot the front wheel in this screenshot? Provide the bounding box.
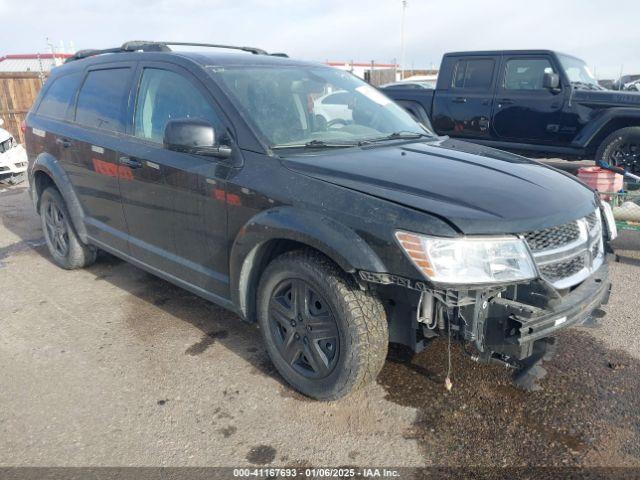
[596,126,640,175]
[257,250,388,400]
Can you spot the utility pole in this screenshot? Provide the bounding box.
[400,0,407,80]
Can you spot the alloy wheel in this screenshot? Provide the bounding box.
[44,201,70,257]
[610,141,640,174]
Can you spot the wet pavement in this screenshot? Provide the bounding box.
[0,182,639,467]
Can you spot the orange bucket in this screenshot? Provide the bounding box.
[577,167,623,200]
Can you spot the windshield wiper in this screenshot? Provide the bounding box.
[272,139,359,150]
[367,131,432,143]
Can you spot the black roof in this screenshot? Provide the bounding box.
[444,49,582,61]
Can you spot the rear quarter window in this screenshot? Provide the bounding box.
[75,68,131,133]
[36,72,82,120]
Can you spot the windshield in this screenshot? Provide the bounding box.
[558,54,602,89]
[211,65,432,148]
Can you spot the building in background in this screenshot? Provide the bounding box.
[326,61,398,85]
[0,53,72,73]
[325,61,439,86]
[0,53,71,144]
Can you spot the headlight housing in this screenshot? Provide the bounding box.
[395,231,537,285]
[600,200,617,241]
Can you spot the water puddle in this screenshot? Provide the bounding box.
[378,331,640,466]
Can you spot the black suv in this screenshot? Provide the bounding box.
[26,41,616,400]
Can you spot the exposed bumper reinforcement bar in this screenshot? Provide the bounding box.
[491,262,611,347]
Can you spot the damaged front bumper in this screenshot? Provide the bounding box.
[360,257,611,364]
[485,261,611,361]
[0,145,28,178]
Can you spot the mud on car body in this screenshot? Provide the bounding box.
[24,41,616,400]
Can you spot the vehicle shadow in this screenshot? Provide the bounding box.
[88,250,305,395]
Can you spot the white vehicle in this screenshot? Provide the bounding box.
[624,79,640,92]
[0,119,28,184]
[381,80,437,90]
[313,90,353,125]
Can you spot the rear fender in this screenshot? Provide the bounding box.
[30,152,88,242]
[230,206,386,320]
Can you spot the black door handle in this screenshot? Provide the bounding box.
[498,98,514,105]
[119,156,143,169]
[452,97,467,104]
[56,138,72,148]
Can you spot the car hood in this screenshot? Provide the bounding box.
[573,88,640,107]
[281,138,598,235]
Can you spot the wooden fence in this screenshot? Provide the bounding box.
[0,72,45,144]
[364,68,396,87]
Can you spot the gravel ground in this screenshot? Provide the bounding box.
[0,171,639,468]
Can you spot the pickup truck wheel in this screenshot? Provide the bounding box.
[40,187,97,270]
[257,250,388,400]
[596,126,640,174]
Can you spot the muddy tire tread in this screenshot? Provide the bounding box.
[258,249,388,400]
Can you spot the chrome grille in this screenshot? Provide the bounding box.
[523,209,604,289]
[539,256,585,281]
[523,222,580,252]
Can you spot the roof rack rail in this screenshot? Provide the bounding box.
[65,41,285,63]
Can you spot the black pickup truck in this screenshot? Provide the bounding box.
[383,50,640,174]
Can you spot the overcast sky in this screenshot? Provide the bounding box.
[0,0,638,79]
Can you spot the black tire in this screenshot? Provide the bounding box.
[596,126,640,174]
[40,187,97,270]
[257,250,388,400]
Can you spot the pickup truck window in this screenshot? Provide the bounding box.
[504,59,554,90]
[134,68,220,143]
[452,59,494,90]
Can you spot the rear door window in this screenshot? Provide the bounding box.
[452,59,495,90]
[75,68,131,133]
[37,72,82,119]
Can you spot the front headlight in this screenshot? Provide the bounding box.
[600,200,617,241]
[395,231,537,285]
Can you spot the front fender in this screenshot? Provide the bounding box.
[30,152,88,242]
[229,206,387,320]
[572,108,640,148]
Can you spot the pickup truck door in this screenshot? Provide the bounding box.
[118,62,232,299]
[431,57,496,139]
[492,56,565,143]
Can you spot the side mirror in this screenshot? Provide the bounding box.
[163,119,232,159]
[543,72,561,91]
